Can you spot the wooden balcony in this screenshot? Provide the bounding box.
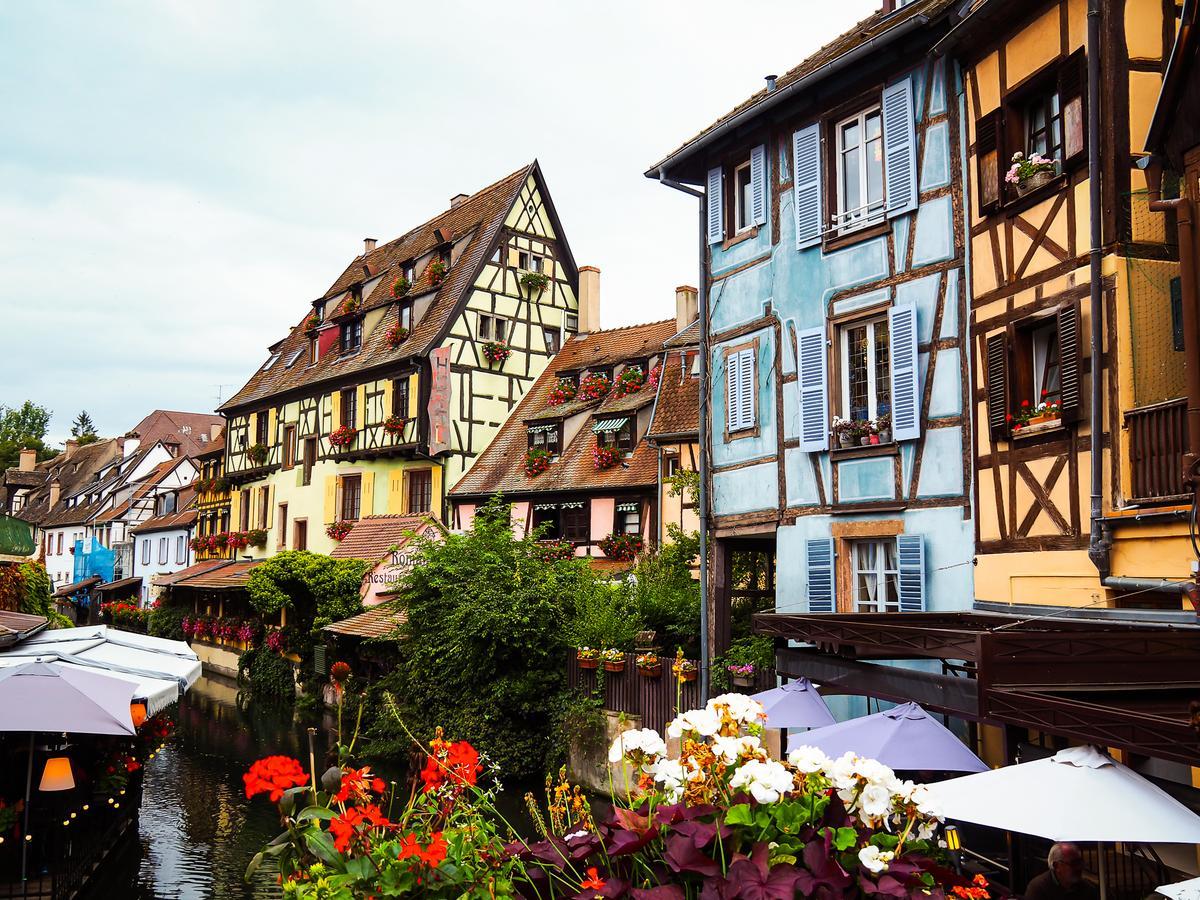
[1125,398,1189,504]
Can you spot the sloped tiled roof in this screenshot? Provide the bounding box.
[648,347,700,440]
[324,603,407,639]
[155,559,230,587]
[220,164,538,413]
[132,490,198,534]
[329,514,440,563]
[8,439,120,526]
[451,320,678,498]
[166,560,261,590]
[129,410,225,458]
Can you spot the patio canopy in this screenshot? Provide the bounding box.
[1159,878,1200,900]
[0,660,137,735]
[788,701,987,772]
[0,655,179,716]
[750,678,836,729]
[3,625,201,688]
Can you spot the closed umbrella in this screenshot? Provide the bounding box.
[0,660,137,735]
[751,678,836,729]
[787,701,987,772]
[1159,878,1200,900]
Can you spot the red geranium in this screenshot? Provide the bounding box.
[328,803,391,854]
[243,755,309,802]
[333,766,387,804]
[398,831,448,867]
[420,740,481,792]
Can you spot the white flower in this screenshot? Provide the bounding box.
[858,783,894,820]
[787,744,830,773]
[916,821,937,842]
[712,734,764,764]
[608,728,667,765]
[824,752,861,791]
[666,707,721,740]
[648,758,691,802]
[564,829,590,841]
[858,845,895,874]
[728,759,795,804]
[707,693,767,727]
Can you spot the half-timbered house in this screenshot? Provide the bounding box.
[648,0,973,686]
[219,163,581,557]
[191,436,234,560]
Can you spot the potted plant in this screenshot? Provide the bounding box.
[385,324,410,348]
[612,365,646,398]
[832,417,857,449]
[636,652,661,677]
[672,653,698,683]
[592,443,620,471]
[481,340,511,366]
[342,296,361,315]
[520,271,549,294]
[547,378,577,406]
[427,259,447,286]
[523,447,552,477]
[600,648,626,673]
[246,529,268,549]
[858,419,873,447]
[1012,394,1062,434]
[390,275,410,299]
[326,521,354,542]
[598,533,642,561]
[1006,151,1057,196]
[875,412,892,443]
[727,662,756,689]
[383,414,408,437]
[647,363,663,391]
[329,425,357,449]
[576,646,600,670]
[247,443,268,466]
[578,372,612,402]
[305,313,320,331]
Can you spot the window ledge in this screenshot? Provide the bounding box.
[823,219,889,253]
[830,442,898,461]
[1012,418,1065,439]
[722,226,759,250]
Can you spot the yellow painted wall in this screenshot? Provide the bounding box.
[974,550,1103,606]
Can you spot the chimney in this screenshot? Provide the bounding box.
[121,432,140,459]
[577,266,601,334]
[18,448,36,472]
[765,74,778,93]
[48,478,60,509]
[675,285,699,333]
[363,237,377,254]
[64,439,79,458]
[450,193,469,209]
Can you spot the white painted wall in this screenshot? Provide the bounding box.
[132,526,193,604]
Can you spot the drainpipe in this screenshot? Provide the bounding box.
[1085,0,1112,580]
[656,168,711,701]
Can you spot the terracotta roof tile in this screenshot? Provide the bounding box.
[648,348,700,439]
[324,603,407,639]
[128,410,225,458]
[155,559,230,587]
[132,490,198,534]
[168,560,261,590]
[328,515,441,562]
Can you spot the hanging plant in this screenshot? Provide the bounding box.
[304,313,320,331]
[329,425,357,449]
[226,531,250,551]
[390,276,411,299]
[578,373,611,402]
[647,363,663,391]
[612,365,646,399]
[427,259,447,286]
[385,324,410,348]
[599,533,643,562]
[246,529,268,549]
[593,443,620,470]
[547,378,577,406]
[524,447,552,478]
[383,414,408,436]
[341,296,361,315]
[520,271,550,294]
[482,340,511,366]
[326,521,354,541]
[247,444,268,466]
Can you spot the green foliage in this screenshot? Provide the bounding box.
[364,496,593,778]
[17,561,52,616]
[245,551,369,630]
[712,635,775,691]
[70,411,99,445]
[0,401,57,470]
[623,527,701,657]
[664,467,700,504]
[149,597,190,640]
[238,646,298,701]
[564,582,642,650]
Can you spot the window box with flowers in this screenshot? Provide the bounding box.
[329,425,357,449]
[341,296,361,315]
[385,324,410,348]
[612,365,646,399]
[636,652,661,677]
[727,663,757,689]
[599,532,642,562]
[481,340,511,366]
[1011,396,1062,437]
[578,372,611,402]
[247,443,268,466]
[426,259,447,286]
[326,521,354,542]
[546,378,577,406]
[383,415,409,437]
[576,646,600,670]
[600,648,626,673]
[305,313,320,331]
[524,447,552,478]
[647,363,662,391]
[532,539,573,562]
[246,529,268,549]
[519,271,549,294]
[390,275,411,299]
[1006,151,1057,197]
[592,443,620,471]
[832,417,868,449]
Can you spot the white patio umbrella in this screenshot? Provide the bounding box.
[750,677,836,729]
[1159,878,1200,900]
[0,660,137,736]
[926,746,1200,900]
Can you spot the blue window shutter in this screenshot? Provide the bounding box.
[750,144,767,226]
[882,78,918,217]
[806,538,835,613]
[792,124,822,249]
[798,326,829,451]
[737,348,755,430]
[707,167,724,244]
[888,305,920,441]
[896,534,925,612]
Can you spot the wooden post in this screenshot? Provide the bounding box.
[710,539,733,674]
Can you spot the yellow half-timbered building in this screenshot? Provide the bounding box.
[219,163,580,557]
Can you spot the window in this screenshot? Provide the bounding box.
[478,313,506,342]
[259,488,270,530]
[851,539,899,613]
[564,312,579,333]
[1030,321,1061,404]
[615,502,641,536]
[839,315,891,424]
[835,107,884,232]
[239,488,250,530]
[531,504,560,539]
[339,474,362,521]
[406,470,433,514]
[158,537,169,565]
[256,413,268,447]
[176,535,186,564]
[302,437,317,486]
[562,501,589,542]
[314,301,326,323]
[340,319,363,353]
[294,519,308,551]
[398,302,413,332]
[733,159,754,233]
[1023,87,1063,163]
[392,378,410,419]
[528,423,560,455]
[597,418,634,453]
[57,533,63,554]
[517,250,544,272]
[141,539,150,565]
[663,456,680,479]
[542,326,561,354]
[310,337,318,366]
[725,346,756,433]
[341,388,357,429]
[157,492,177,516]
[402,260,415,283]
[282,426,296,469]
[278,503,288,549]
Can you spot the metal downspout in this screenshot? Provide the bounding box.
[656,170,711,701]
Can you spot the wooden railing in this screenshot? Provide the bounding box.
[1125,398,1189,503]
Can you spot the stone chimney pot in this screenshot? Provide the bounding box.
[577,266,601,335]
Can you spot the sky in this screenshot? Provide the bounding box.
[0,0,879,446]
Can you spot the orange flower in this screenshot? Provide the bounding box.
[581,867,606,890]
[397,831,448,867]
[420,740,481,792]
[329,804,390,854]
[243,756,309,802]
[334,766,386,804]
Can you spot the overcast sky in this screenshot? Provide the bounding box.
[0,1,878,445]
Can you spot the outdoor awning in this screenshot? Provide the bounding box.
[94,576,142,593]
[0,515,35,557]
[53,575,102,597]
[324,604,407,640]
[527,423,556,434]
[615,502,639,512]
[0,656,179,716]
[6,625,201,688]
[0,610,48,649]
[592,417,629,433]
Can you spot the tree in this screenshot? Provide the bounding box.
[70,411,100,445]
[0,401,56,470]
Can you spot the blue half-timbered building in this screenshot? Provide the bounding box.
[648,0,973,711]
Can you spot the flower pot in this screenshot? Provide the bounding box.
[603,660,626,673]
[878,430,892,443]
[859,437,871,447]
[869,434,880,445]
[578,657,599,670]
[732,674,755,688]
[638,664,662,678]
[838,435,855,449]
[678,671,697,683]
[1026,414,1058,426]
[1017,169,1054,196]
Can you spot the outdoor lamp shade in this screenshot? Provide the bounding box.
[130,702,147,727]
[39,756,75,792]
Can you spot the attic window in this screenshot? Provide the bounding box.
[285,349,305,368]
[564,312,579,334]
[517,251,544,273]
[340,319,363,354]
[262,352,282,371]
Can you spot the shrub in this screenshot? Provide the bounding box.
[238,646,297,701]
[624,528,701,658]
[565,582,642,651]
[150,599,191,640]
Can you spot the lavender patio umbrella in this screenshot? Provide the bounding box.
[0,660,137,736]
[751,678,837,729]
[787,701,987,772]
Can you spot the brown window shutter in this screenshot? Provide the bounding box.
[1059,49,1087,165]
[1057,302,1083,422]
[975,110,1004,213]
[986,331,1010,440]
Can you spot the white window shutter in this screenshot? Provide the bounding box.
[726,352,740,432]
[806,538,835,613]
[896,534,925,612]
[797,326,829,451]
[738,348,755,430]
[750,144,767,226]
[707,167,724,244]
[792,124,822,249]
[882,78,918,217]
[888,305,920,441]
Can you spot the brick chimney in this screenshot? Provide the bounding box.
[363,237,377,254]
[450,193,469,208]
[48,478,60,509]
[18,448,36,472]
[675,285,698,333]
[578,266,601,334]
[64,439,79,458]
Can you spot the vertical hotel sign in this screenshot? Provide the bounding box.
[428,346,451,455]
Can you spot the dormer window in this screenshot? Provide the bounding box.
[310,336,318,366]
[341,319,363,354]
[565,312,579,334]
[314,301,326,323]
[595,416,635,454]
[517,250,544,273]
[398,302,413,332]
[402,261,415,283]
[157,492,177,516]
[528,422,560,456]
